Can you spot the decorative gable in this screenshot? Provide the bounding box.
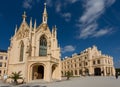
[16,22,30,40]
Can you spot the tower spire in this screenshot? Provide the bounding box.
[15,25,17,35]
[42,3,48,24]
[22,11,27,22]
[34,19,36,30]
[30,17,32,29]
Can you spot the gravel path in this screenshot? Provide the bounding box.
[0,76,119,87]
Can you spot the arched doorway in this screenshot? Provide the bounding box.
[85,69,89,76]
[79,70,82,76]
[32,65,44,80]
[94,68,101,76]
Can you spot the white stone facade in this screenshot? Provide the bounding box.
[0,3,116,84]
[0,51,8,79]
[61,46,115,76]
[7,4,61,82]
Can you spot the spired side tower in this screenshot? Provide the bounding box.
[7,3,61,82]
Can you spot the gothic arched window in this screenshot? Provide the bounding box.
[39,35,47,56]
[20,41,24,61]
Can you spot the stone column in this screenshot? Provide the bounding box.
[110,67,113,76]
[25,53,29,82]
[109,67,111,76]
[112,67,115,76]
[77,69,79,76]
[101,67,104,76]
[89,67,93,76]
[89,60,93,76]
[46,62,52,82]
[82,68,85,76]
[73,69,75,76]
[103,66,106,76]
[58,62,62,80]
[28,64,32,82]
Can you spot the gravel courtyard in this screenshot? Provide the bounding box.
[0,76,120,87]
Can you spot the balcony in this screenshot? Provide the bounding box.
[28,56,60,63]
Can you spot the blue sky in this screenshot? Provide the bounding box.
[0,0,120,68]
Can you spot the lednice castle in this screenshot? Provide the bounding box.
[0,3,115,82]
[61,46,115,76]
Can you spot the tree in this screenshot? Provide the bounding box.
[9,71,23,85]
[65,71,72,80]
[116,68,120,75]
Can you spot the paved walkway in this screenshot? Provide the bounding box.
[0,76,120,87]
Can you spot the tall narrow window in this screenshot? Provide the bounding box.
[20,41,24,61]
[0,62,2,67]
[97,60,100,64]
[0,56,3,60]
[39,35,47,56]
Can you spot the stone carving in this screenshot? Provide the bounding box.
[16,29,29,40]
[26,43,32,56]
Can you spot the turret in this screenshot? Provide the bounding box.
[32,20,37,56]
[52,25,57,38]
[14,25,17,35]
[42,3,48,24]
[34,20,36,33]
[30,18,32,30]
[29,18,32,41]
[22,11,27,22]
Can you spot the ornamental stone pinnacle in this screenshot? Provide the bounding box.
[43,3,48,24]
[22,11,27,22]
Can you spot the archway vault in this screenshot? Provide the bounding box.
[94,67,101,76]
[30,63,45,80]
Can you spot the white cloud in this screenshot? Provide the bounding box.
[54,1,72,22]
[65,0,78,4]
[62,13,71,22]
[46,0,60,9]
[47,0,78,7]
[46,0,78,22]
[80,23,97,39]
[62,45,75,53]
[79,23,112,39]
[77,0,115,39]
[80,0,105,24]
[55,1,62,12]
[93,28,112,37]
[46,0,53,7]
[106,0,116,7]
[23,0,40,9]
[23,0,32,9]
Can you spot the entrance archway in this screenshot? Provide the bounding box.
[79,70,82,76]
[32,65,44,80]
[85,69,89,76]
[94,68,101,76]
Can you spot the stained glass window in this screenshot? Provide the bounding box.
[39,35,47,56]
